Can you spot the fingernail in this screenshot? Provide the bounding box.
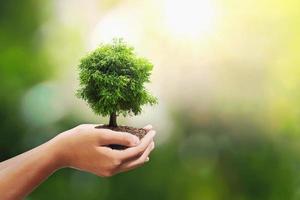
[144,124,152,130]
[151,142,155,150]
[145,157,150,162]
[151,130,156,137]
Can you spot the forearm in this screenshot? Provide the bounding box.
[0,150,34,171]
[0,140,63,200]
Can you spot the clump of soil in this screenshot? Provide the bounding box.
[101,125,147,139]
[96,125,148,149]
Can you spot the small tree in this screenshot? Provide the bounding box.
[77,38,157,127]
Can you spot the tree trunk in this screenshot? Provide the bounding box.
[109,112,117,127]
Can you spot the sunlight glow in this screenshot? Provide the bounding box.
[164,0,217,38]
[89,9,141,49]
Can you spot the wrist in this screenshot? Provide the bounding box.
[48,127,79,169]
[46,134,70,170]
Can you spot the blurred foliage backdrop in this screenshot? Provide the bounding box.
[1,0,300,199]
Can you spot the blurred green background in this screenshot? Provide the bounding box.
[1,0,300,199]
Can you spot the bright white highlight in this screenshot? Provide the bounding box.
[89,9,141,49]
[164,0,217,38]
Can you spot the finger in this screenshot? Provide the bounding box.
[74,124,104,132]
[93,124,104,128]
[117,130,156,161]
[80,124,104,128]
[118,142,155,173]
[143,124,153,131]
[99,130,140,147]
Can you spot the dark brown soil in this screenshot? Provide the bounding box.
[95,125,148,149]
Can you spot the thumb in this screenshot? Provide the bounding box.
[143,124,153,131]
[99,130,140,147]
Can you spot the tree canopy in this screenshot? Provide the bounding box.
[77,38,157,125]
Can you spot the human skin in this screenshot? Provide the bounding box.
[0,124,156,200]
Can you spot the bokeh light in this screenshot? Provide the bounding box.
[163,0,217,39]
[21,82,66,127]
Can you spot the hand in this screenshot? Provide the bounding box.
[52,124,156,177]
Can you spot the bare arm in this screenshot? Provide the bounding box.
[0,147,42,171]
[0,140,61,200]
[0,124,155,200]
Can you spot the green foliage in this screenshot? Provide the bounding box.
[0,0,52,160]
[77,38,157,119]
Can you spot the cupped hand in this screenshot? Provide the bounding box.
[52,124,156,177]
